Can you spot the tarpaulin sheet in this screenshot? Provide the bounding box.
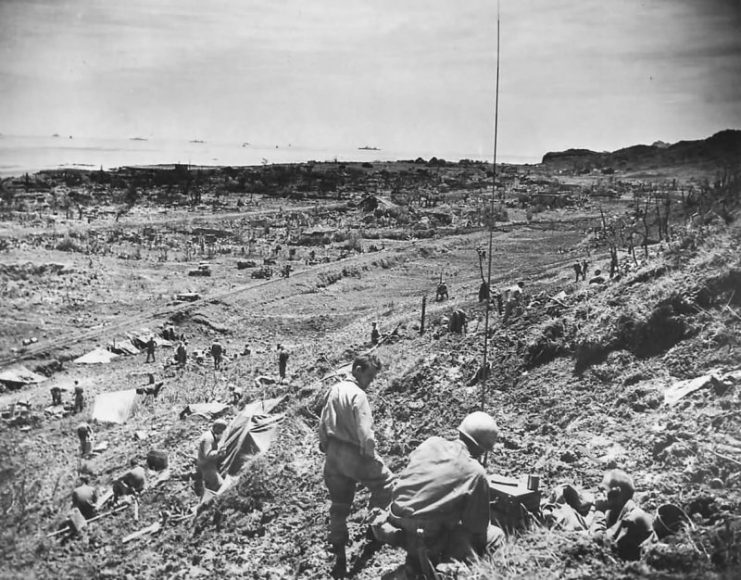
[74,348,118,365]
[218,395,287,477]
[108,339,140,356]
[0,365,47,385]
[91,389,138,423]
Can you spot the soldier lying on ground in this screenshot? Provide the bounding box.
[542,469,653,560]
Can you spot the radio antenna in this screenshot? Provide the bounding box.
[480,0,501,412]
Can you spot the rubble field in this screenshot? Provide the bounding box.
[0,160,739,579]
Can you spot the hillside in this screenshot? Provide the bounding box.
[542,129,741,174]
[0,158,740,580]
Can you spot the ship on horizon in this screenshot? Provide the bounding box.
[358,145,381,151]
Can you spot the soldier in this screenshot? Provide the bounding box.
[113,458,147,502]
[50,385,63,406]
[71,475,98,520]
[176,340,188,367]
[211,340,224,370]
[572,262,583,282]
[76,422,93,456]
[145,336,156,363]
[375,412,504,577]
[318,355,394,576]
[371,322,380,345]
[448,309,467,334]
[73,382,84,414]
[277,344,289,379]
[197,419,228,494]
[436,281,448,302]
[478,281,490,303]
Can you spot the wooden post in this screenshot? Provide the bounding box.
[420,296,426,335]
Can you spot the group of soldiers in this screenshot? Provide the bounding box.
[316,354,503,577]
[316,355,681,578]
[49,380,85,413]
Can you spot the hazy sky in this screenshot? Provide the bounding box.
[1,0,740,161]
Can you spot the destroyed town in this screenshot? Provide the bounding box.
[1,2,740,580]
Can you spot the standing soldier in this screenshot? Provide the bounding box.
[176,340,188,367]
[371,322,380,345]
[50,385,63,406]
[145,336,156,363]
[581,260,589,280]
[277,344,289,380]
[211,340,224,370]
[572,262,582,282]
[318,354,394,575]
[73,381,84,414]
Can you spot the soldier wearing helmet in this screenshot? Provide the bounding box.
[197,419,228,494]
[381,411,504,576]
[592,469,653,560]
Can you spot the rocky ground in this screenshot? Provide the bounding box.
[0,162,739,580]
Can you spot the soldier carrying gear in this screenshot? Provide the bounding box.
[372,411,504,577]
[435,281,449,302]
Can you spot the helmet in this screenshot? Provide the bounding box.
[212,419,228,432]
[458,412,499,451]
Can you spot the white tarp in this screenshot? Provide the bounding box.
[0,365,47,385]
[664,373,719,406]
[74,348,119,365]
[108,339,140,356]
[91,389,138,423]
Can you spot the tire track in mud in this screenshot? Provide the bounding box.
[0,229,584,370]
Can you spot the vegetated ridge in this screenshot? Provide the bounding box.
[542,129,741,173]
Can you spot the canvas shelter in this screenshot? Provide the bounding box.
[108,339,140,356]
[218,395,287,477]
[0,365,48,388]
[91,389,138,423]
[74,348,118,365]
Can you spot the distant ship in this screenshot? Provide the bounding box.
[190,139,205,144]
[130,137,148,141]
[358,146,381,151]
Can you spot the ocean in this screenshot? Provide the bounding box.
[0,134,538,177]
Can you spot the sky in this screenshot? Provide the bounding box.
[1,0,740,162]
